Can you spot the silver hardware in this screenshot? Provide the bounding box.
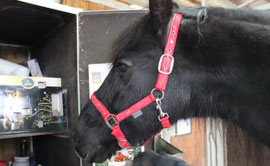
[151,89,165,101]
[38,81,46,89]
[155,99,169,121]
[158,54,175,75]
[118,140,131,149]
[158,113,169,121]
[105,114,119,129]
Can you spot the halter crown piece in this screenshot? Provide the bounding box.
[91,13,183,149]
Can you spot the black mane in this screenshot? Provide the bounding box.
[112,7,270,62]
[178,7,270,24]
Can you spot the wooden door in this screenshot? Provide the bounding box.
[170,118,207,166]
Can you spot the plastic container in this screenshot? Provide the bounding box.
[0,91,5,117]
[13,156,30,166]
[0,58,29,76]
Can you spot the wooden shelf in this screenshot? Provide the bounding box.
[0,130,70,139]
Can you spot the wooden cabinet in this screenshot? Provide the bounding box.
[0,0,146,165]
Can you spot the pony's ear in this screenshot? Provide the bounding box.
[149,0,173,37]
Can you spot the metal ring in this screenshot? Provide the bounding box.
[151,89,165,101]
[118,140,131,149]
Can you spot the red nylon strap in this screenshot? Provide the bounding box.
[155,13,182,91]
[111,125,131,148]
[91,93,111,120]
[160,116,171,128]
[115,94,156,122]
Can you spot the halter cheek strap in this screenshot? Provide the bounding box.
[91,13,183,149]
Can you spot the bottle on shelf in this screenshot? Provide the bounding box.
[13,139,30,166]
[20,139,28,157]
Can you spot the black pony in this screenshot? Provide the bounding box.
[74,0,270,163]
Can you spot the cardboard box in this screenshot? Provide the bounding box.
[0,76,68,135]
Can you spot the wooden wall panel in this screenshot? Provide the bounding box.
[226,124,270,166]
[0,46,28,64]
[62,0,115,11]
[0,139,17,161]
[170,118,207,166]
[0,138,30,162]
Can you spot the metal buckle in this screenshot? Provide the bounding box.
[105,114,119,129]
[158,54,175,75]
[118,140,131,149]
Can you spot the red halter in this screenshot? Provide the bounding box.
[91,13,183,149]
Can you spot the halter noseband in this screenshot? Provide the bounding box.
[91,13,183,149]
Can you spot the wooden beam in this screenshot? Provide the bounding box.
[216,0,237,8]
[84,0,135,9]
[255,3,270,9]
[185,0,201,6]
[62,0,115,11]
[201,0,206,6]
[237,0,257,8]
[19,0,82,14]
[175,0,201,6]
[111,0,131,6]
[115,0,148,7]
[230,0,242,5]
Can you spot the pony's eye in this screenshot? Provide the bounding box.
[118,63,128,72]
[115,59,132,72]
